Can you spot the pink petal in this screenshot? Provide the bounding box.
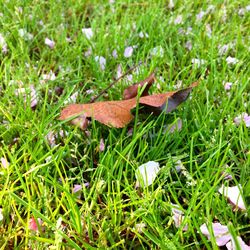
[94,56,106,70]
[171,205,188,231]
[224,82,233,90]
[73,184,82,193]
[1,157,9,168]
[99,138,105,152]
[226,236,250,250]
[200,223,231,246]
[45,38,55,49]
[124,46,133,58]
[29,217,42,232]
[112,49,118,58]
[218,185,246,210]
[82,28,93,39]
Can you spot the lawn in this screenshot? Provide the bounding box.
[0,0,249,249]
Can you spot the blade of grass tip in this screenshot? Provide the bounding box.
[132,83,150,138]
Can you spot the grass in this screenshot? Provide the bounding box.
[0,0,249,249]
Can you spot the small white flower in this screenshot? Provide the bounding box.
[82,28,93,39]
[226,56,239,65]
[45,38,55,49]
[136,161,160,187]
[218,185,246,210]
[174,15,183,24]
[150,46,164,57]
[94,56,106,71]
[191,58,206,67]
[124,46,134,58]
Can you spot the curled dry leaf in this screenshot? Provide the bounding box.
[123,72,156,100]
[60,82,198,128]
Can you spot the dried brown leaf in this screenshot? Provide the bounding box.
[60,82,198,128]
[123,72,155,99]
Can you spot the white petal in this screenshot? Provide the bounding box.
[134,223,146,233]
[150,46,164,57]
[45,38,55,49]
[200,223,231,246]
[174,15,183,24]
[124,46,133,58]
[1,157,9,168]
[218,185,246,210]
[226,236,250,250]
[82,28,93,39]
[196,10,206,21]
[136,161,160,187]
[171,204,188,231]
[226,56,239,65]
[191,58,206,67]
[223,82,233,90]
[0,208,3,221]
[112,49,118,58]
[168,0,174,9]
[94,56,106,71]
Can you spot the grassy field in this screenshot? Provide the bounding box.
[0,0,249,249]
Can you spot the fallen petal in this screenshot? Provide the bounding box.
[99,138,105,152]
[218,185,246,210]
[134,223,146,233]
[45,38,55,49]
[1,157,9,168]
[200,223,231,246]
[223,82,233,91]
[94,56,106,71]
[0,208,3,221]
[29,217,43,232]
[136,161,160,187]
[73,184,82,193]
[124,46,134,58]
[150,46,164,57]
[226,236,250,250]
[82,28,93,39]
[226,56,239,65]
[171,204,188,231]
